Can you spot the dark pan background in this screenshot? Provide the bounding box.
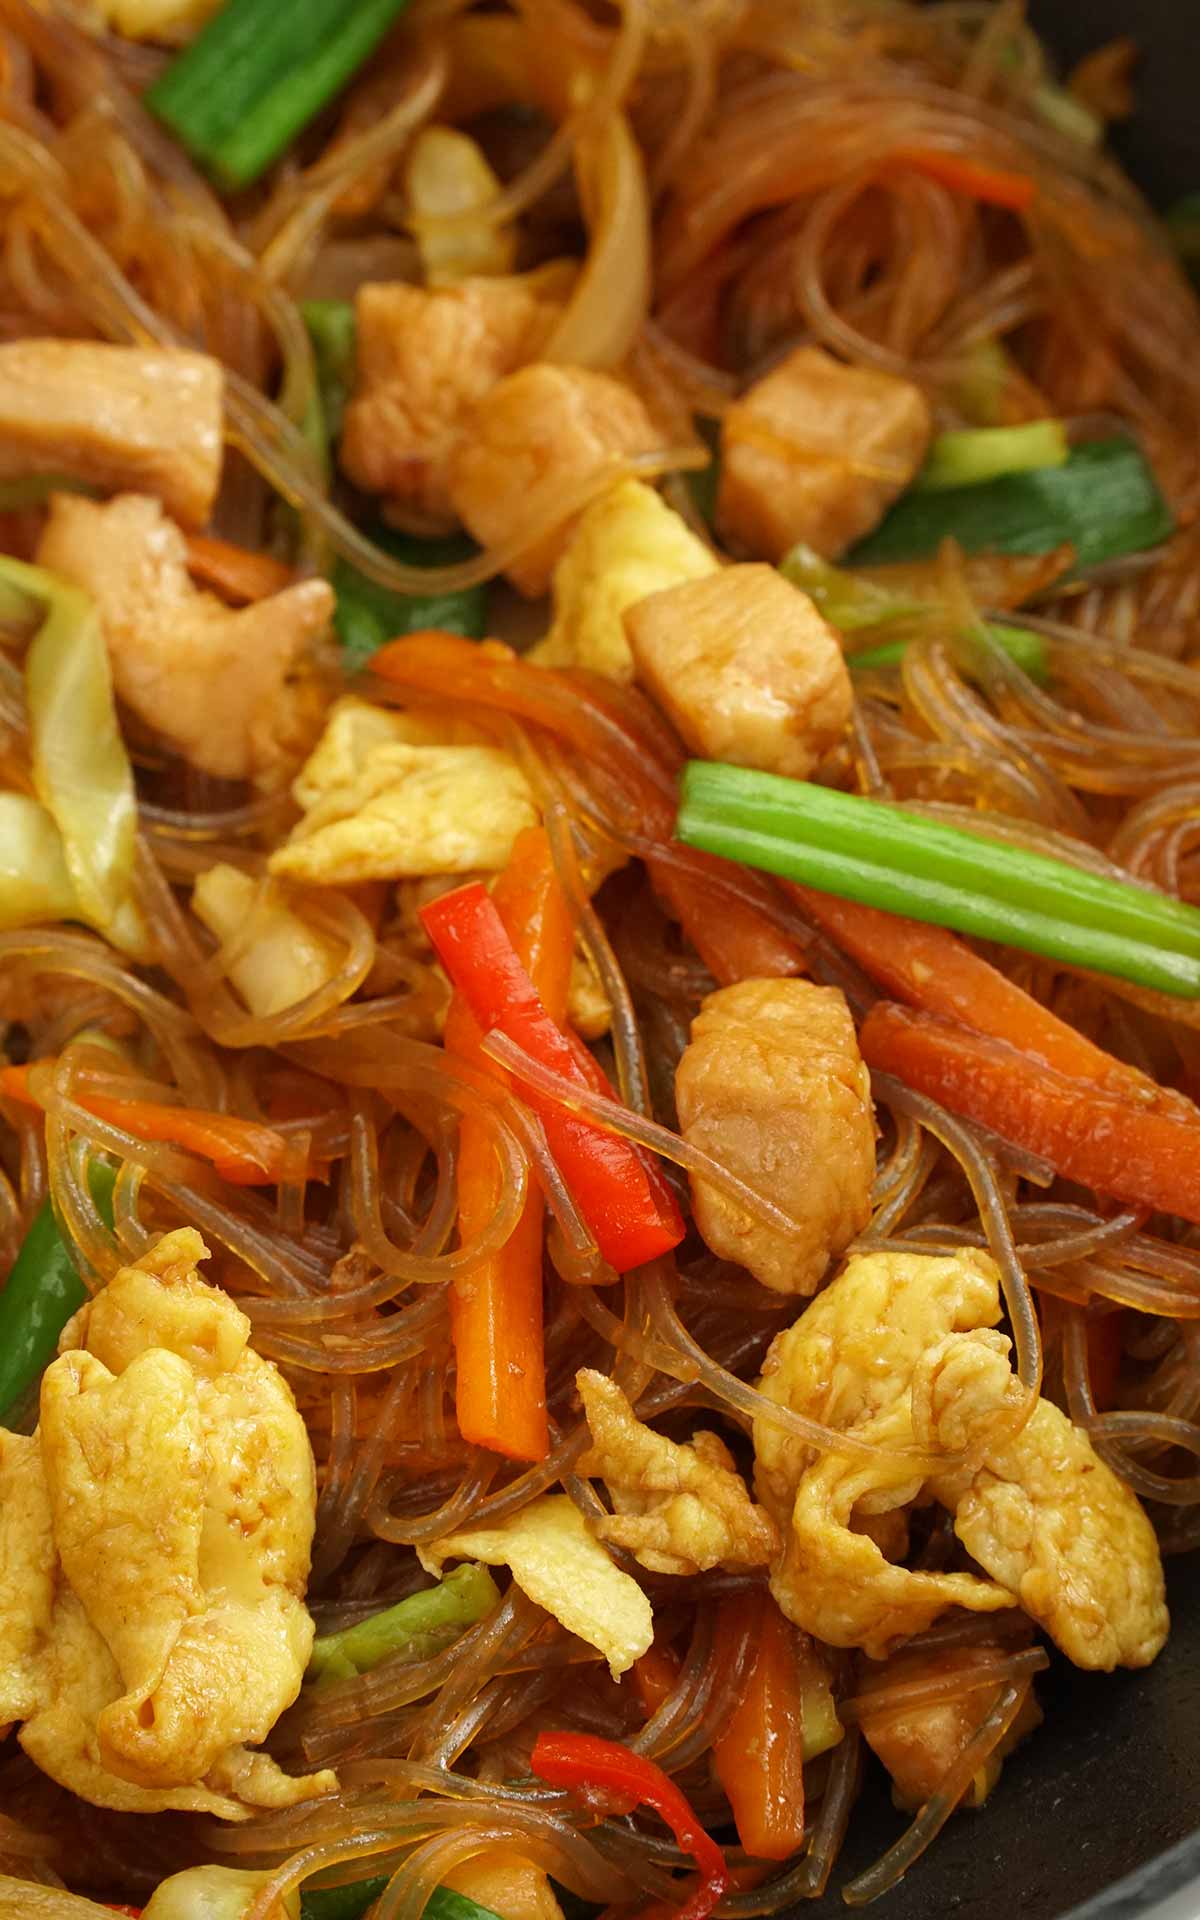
[802,2,1200,1913]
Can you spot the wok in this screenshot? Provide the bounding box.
[807,3,1200,1913]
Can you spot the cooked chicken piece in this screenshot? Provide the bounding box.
[448,364,664,596]
[577,1369,778,1576]
[192,864,345,1018]
[340,276,563,524]
[141,1865,298,1919]
[272,740,537,885]
[445,1850,566,1920]
[1,1228,333,1817]
[625,564,852,778]
[406,127,516,283]
[857,1629,1043,1812]
[752,1248,1003,1522]
[530,478,718,683]
[0,342,223,528]
[675,979,876,1295]
[917,1330,1169,1670]
[420,1493,653,1678]
[772,1393,1016,1657]
[718,346,932,561]
[36,493,332,783]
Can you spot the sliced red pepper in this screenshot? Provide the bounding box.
[531,1730,729,1920]
[1,1064,299,1187]
[420,883,683,1274]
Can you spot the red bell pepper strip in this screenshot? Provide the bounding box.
[420,883,683,1274]
[1,1064,298,1188]
[531,1730,729,1920]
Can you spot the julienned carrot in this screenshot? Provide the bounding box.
[0,1064,296,1187]
[445,827,573,1462]
[788,885,1171,1096]
[632,1640,682,1718]
[713,1591,807,1862]
[895,149,1037,212]
[656,862,808,987]
[183,532,295,603]
[861,1002,1200,1224]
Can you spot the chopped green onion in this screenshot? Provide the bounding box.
[303,1883,505,1920]
[302,300,357,448]
[146,0,412,192]
[848,620,1048,683]
[676,762,1200,999]
[1031,82,1103,147]
[916,420,1069,493]
[307,1562,500,1683]
[334,525,487,670]
[779,543,923,632]
[848,435,1173,573]
[0,1160,116,1427]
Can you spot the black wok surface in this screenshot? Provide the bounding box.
[805,4,1200,1911]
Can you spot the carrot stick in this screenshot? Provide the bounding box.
[632,1641,681,1718]
[183,533,295,603]
[789,885,1169,1095]
[444,827,573,1462]
[861,1001,1200,1224]
[712,1590,807,1863]
[894,150,1037,212]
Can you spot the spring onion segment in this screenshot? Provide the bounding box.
[848,436,1173,571]
[334,525,487,669]
[848,621,1048,682]
[677,762,1200,998]
[302,299,357,448]
[306,1562,500,1683]
[302,1886,505,1920]
[0,1161,117,1427]
[146,0,413,190]
[915,420,1069,492]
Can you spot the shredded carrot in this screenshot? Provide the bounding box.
[183,532,295,603]
[713,1590,808,1862]
[444,827,573,1462]
[0,1064,297,1187]
[860,1002,1200,1225]
[894,149,1037,213]
[632,1640,681,1718]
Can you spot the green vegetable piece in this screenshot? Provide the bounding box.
[0,1160,117,1427]
[848,436,1174,573]
[307,1562,500,1684]
[302,300,357,448]
[848,620,1048,683]
[302,1876,506,1920]
[676,761,1200,1000]
[334,525,486,670]
[916,420,1069,493]
[779,543,922,632]
[1031,82,1102,147]
[146,0,413,192]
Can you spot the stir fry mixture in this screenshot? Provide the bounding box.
[1,1,1199,1916]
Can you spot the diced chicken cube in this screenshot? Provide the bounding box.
[0,342,223,528]
[340,277,562,524]
[718,346,933,560]
[36,493,332,783]
[676,978,875,1294]
[448,364,663,596]
[530,478,718,683]
[857,1631,1043,1812]
[625,563,852,778]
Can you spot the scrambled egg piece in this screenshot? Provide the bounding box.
[37,493,332,783]
[445,1849,566,1920]
[192,864,344,1018]
[406,127,516,283]
[271,696,537,886]
[918,1331,1169,1670]
[529,479,718,684]
[0,1229,333,1817]
[577,1369,778,1576]
[419,1493,653,1678]
[754,1249,1168,1669]
[92,0,220,38]
[675,980,876,1295]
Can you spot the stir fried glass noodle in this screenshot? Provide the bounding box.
[1,0,1200,1915]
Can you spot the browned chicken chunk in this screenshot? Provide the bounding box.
[447,364,663,595]
[340,277,562,525]
[675,978,876,1294]
[37,493,332,783]
[718,346,932,560]
[625,563,852,778]
[0,341,223,529]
